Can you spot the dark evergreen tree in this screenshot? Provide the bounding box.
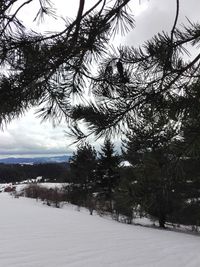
[122,108,185,228]
[113,166,137,224]
[68,142,97,209]
[168,117,200,227]
[96,139,120,211]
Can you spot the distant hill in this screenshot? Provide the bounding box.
[0,155,70,165]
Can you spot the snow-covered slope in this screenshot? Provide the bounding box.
[0,193,200,267]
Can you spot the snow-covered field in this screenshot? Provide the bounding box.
[0,193,200,267]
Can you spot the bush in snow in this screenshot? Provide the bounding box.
[23,184,66,208]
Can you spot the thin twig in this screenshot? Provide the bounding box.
[171,0,180,43]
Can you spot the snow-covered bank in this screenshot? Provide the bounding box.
[0,193,200,267]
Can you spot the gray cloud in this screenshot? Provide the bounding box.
[0,109,74,157]
[125,0,200,46]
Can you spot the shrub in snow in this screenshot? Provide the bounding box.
[23,184,66,208]
[4,185,16,193]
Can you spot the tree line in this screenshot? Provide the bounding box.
[0,163,69,183]
[66,137,200,229]
[4,135,199,229]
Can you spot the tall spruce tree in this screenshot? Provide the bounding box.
[69,142,97,207]
[96,139,120,210]
[113,166,138,224]
[168,115,200,227]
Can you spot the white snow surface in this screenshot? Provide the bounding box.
[0,193,200,267]
[119,160,132,167]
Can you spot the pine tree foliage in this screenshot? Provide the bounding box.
[0,0,133,126]
[2,0,200,149]
[71,0,200,144]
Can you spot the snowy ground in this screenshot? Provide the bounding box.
[0,193,200,267]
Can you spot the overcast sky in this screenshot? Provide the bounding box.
[0,0,200,158]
